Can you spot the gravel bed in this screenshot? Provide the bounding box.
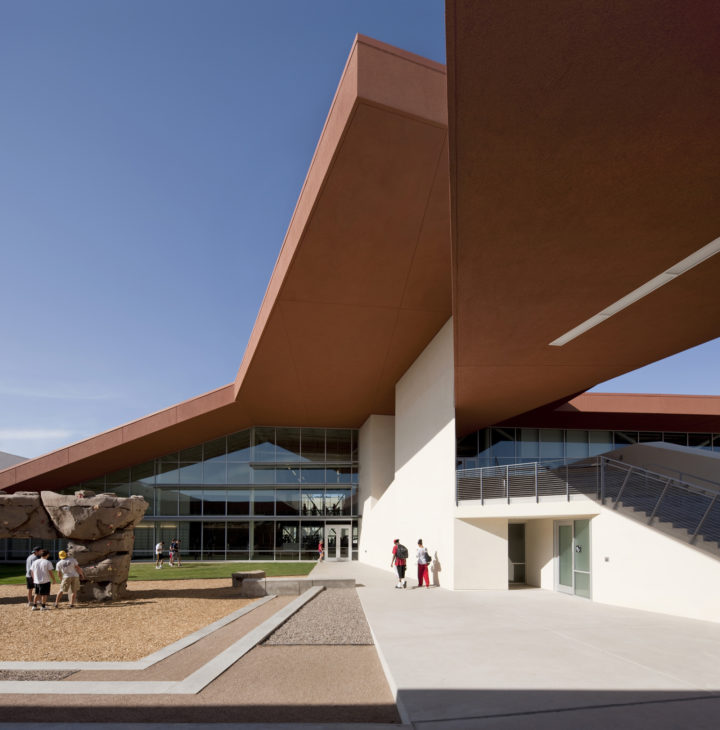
[0,670,75,681]
[264,588,373,645]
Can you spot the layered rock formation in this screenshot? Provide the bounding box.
[0,489,148,601]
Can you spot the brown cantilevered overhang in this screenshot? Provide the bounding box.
[0,36,451,492]
[447,1,720,434]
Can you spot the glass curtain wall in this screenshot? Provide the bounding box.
[53,426,359,562]
[457,428,717,469]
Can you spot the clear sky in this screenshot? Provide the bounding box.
[1,1,718,459]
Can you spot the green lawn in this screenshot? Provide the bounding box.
[0,561,315,585]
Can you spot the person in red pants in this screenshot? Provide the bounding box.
[416,539,430,588]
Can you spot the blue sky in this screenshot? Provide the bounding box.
[1,1,717,459]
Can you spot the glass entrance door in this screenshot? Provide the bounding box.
[325,524,351,561]
[555,520,591,597]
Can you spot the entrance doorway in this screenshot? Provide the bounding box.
[325,524,351,561]
[554,519,591,598]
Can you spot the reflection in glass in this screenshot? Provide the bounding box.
[107,467,130,485]
[227,522,249,559]
[253,427,276,462]
[178,489,202,516]
[588,431,613,456]
[275,465,301,484]
[228,430,252,461]
[325,489,351,516]
[227,488,250,515]
[156,454,180,485]
[664,432,688,446]
[253,521,274,558]
[131,461,155,484]
[253,489,274,516]
[179,445,203,463]
[203,522,226,559]
[326,429,351,461]
[689,433,712,450]
[326,466,352,484]
[276,489,300,516]
[251,466,275,485]
[227,462,252,485]
[565,430,588,460]
[178,462,203,484]
[157,489,178,515]
[301,466,325,484]
[301,522,323,560]
[276,521,300,556]
[203,489,226,516]
[540,429,563,460]
[203,458,227,485]
[613,432,637,447]
[638,432,662,443]
[301,428,325,462]
[275,427,301,462]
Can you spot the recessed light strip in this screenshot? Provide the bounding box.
[549,235,720,347]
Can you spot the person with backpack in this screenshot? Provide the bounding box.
[416,539,431,588]
[391,538,408,588]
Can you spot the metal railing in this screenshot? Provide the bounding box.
[456,456,720,549]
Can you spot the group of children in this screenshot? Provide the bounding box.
[391,538,433,589]
[25,545,85,610]
[154,538,182,568]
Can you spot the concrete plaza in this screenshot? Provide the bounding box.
[312,559,720,729]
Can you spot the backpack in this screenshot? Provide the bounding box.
[396,543,408,560]
[424,549,431,564]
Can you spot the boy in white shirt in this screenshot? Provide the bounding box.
[25,546,43,607]
[54,550,86,608]
[31,550,57,611]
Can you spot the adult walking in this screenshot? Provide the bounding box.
[25,546,42,607]
[54,550,85,608]
[416,539,430,588]
[155,541,164,569]
[391,538,408,588]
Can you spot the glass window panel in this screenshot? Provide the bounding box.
[253,489,275,516]
[132,524,154,557]
[301,522,324,560]
[156,454,180,485]
[106,484,130,498]
[301,466,325,484]
[713,435,720,452]
[227,430,252,461]
[130,461,155,483]
[351,430,359,461]
[83,477,106,490]
[276,489,300,516]
[326,466,352,484]
[457,433,478,459]
[638,432,662,443]
[178,462,203,484]
[227,488,251,515]
[203,459,227,485]
[203,522,226,559]
[574,570,591,599]
[275,465,301,484]
[588,431,613,456]
[251,466,275,484]
[157,489,178,515]
[179,445,202,463]
[573,519,590,573]
[276,521,300,556]
[227,462,252,485]
[178,489,202,516]
[301,428,325,462]
[301,489,323,517]
[227,522,249,558]
[203,489,226,516]
[539,429,564,460]
[490,428,516,463]
[325,489,351,516]
[518,429,539,460]
[252,520,275,557]
[565,430,588,459]
[203,437,226,461]
[275,427,301,462]
[157,521,180,547]
[106,468,130,485]
[689,433,712,450]
[663,432,688,446]
[613,432,637,447]
[130,482,154,514]
[253,427,276,462]
[350,486,358,515]
[187,522,202,554]
[326,429,351,461]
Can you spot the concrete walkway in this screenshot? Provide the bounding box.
[311,559,720,729]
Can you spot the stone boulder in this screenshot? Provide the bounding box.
[77,554,132,602]
[68,526,135,564]
[0,491,58,540]
[41,491,147,540]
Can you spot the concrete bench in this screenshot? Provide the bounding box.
[231,570,267,597]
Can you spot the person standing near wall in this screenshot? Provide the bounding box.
[25,546,42,607]
[416,539,430,588]
[54,550,85,608]
[392,538,408,588]
[31,550,57,610]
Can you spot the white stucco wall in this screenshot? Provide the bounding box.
[591,507,720,623]
[358,415,395,512]
[358,318,456,587]
[524,518,555,589]
[453,517,508,589]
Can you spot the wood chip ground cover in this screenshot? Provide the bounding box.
[0,579,254,662]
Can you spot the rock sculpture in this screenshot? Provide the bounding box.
[0,489,148,601]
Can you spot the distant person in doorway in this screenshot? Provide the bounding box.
[318,539,324,561]
[391,539,408,589]
[31,550,56,610]
[416,539,430,588]
[54,550,85,608]
[25,546,43,607]
[155,541,164,569]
